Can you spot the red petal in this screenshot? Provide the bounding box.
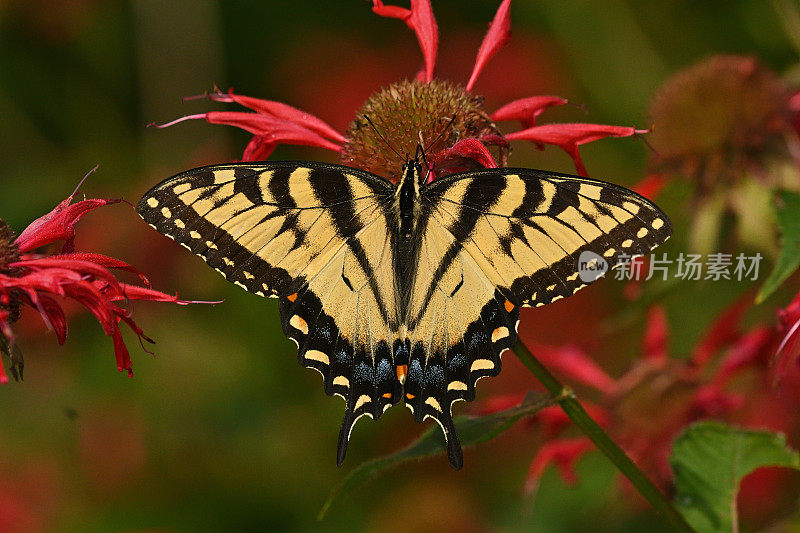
[525,341,617,395]
[534,403,610,437]
[109,283,206,305]
[713,327,774,385]
[50,253,151,286]
[475,393,525,415]
[525,438,593,495]
[211,90,346,143]
[505,123,647,146]
[11,258,123,296]
[691,293,752,368]
[372,0,438,82]
[505,123,648,177]
[205,112,343,152]
[36,295,67,345]
[466,0,512,92]
[61,281,118,336]
[491,95,568,128]
[15,198,120,253]
[633,173,668,201]
[689,385,744,418]
[111,325,133,377]
[643,305,669,361]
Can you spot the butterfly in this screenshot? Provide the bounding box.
[137,152,671,469]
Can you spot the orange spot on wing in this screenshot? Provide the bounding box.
[287,292,298,302]
[504,299,515,312]
[396,364,408,383]
[406,393,415,400]
[382,392,392,399]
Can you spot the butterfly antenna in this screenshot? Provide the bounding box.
[423,114,457,153]
[363,115,404,161]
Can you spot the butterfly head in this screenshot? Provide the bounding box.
[401,144,428,185]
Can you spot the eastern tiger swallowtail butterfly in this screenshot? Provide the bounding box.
[137,153,671,469]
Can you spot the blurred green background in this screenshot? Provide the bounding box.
[0,1,798,531]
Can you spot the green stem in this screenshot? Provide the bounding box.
[514,341,693,532]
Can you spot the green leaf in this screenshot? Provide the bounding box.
[757,189,800,303]
[318,391,553,520]
[671,421,800,532]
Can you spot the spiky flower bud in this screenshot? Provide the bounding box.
[649,55,792,187]
[647,55,798,254]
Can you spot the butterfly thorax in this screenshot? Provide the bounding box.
[396,161,422,239]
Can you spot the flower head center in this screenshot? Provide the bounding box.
[0,217,21,325]
[0,218,19,271]
[340,79,508,181]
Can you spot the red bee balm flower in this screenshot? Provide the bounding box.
[0,175,197,383]
[156,0,644,180]
[508,298,790,497]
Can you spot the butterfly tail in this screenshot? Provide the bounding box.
[337,408,355,467]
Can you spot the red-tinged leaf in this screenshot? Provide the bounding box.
[372,0,438,83]
[15,198,120,253]
[430,138,498,180]
[466,0,512,92]
[490,95,568,128]
[210,90,346,143]
[691,293,752,368]
[757,190,800,303]
[526,341,617,395]
[643,305,670,361]
[505,123,647,176]
[243,136,278,161]
[525,437,593,495]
